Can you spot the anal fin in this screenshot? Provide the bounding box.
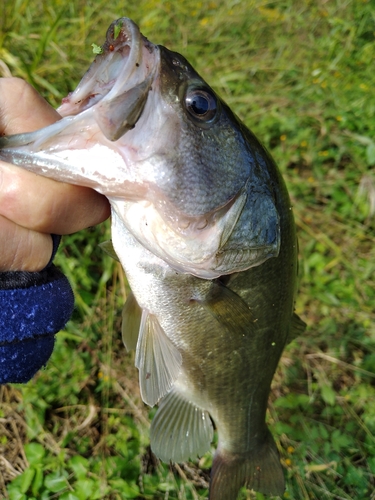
[150,388,214,463]
[135,311,182,407]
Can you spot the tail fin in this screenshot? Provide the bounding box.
[209,431,285,499]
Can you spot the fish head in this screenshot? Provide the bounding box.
[0,17,282,278]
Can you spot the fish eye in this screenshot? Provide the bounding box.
[185,88,217,122]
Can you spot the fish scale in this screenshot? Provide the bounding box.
[0,16,305,499]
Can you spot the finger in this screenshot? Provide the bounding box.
[0,161,110,234]
[0,215,53,272]
[0,78,111,233]
[0,77,60,133]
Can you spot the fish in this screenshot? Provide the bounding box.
[0,17,305,499]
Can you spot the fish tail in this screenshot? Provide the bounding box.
[209,431,285,499]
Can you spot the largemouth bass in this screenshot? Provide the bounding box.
[0,18,304,499]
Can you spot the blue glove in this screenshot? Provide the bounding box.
[0,236,74,384]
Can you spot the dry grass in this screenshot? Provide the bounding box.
[0,387,28,488]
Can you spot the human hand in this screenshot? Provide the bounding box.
[0,77,110,272]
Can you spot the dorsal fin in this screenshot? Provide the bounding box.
[287,312,306,344]
[135,310,182,407]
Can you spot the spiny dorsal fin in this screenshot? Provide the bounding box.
[135,310,182,407]
[150,388,214,463]
[121,292,142,351]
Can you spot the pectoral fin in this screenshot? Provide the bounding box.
[135,310,182,407]
[195,280,254,337]
[150,388,213,463]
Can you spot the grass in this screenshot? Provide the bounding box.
[1,0,375,498]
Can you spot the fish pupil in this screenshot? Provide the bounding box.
[185,89,217,121]
[191,95,209,115]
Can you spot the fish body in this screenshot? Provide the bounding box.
[0,18,304,499]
